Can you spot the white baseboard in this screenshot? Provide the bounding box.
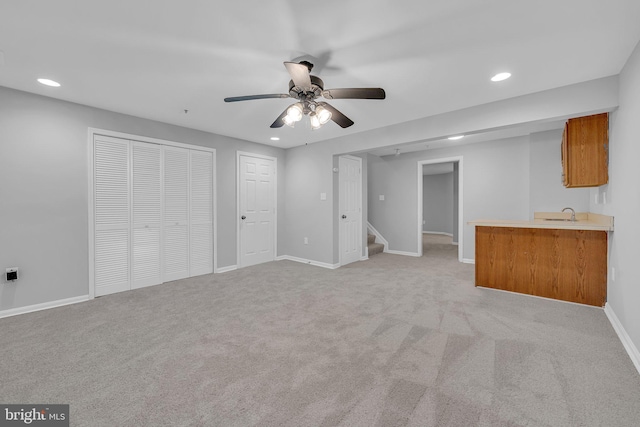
[386,250,420,257]
[216,265,237,273]
[277,255,340,270]
[604,303,640,375]
[0,295,90,319]
[462,258,475,264]
[423,231,453,236]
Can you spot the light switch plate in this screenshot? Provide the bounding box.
[379,195,385,201]
[320,192,327,200]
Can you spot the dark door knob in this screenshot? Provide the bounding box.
[241,215,246,220]
[342,215,347,219]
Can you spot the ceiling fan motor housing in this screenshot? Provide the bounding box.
[289,75,324,100]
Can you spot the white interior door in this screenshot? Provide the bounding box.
[94,136,130,296]
[239,154,276,268]
[131,141,163,289]
[339,155,362,266]
[163,146,190,282]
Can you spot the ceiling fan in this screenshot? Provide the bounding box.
[224,61,386,130]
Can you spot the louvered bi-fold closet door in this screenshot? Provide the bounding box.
[190,150,214,276]
[131,141,163,289]
[163,146,190,282]
[94,136,130,296]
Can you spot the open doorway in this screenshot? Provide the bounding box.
[417,157,463,261]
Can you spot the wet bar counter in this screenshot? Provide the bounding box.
[469,213,613,307]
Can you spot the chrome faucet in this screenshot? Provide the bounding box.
[562,207,576,222]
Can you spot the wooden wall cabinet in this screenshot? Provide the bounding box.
[561,113,609,187]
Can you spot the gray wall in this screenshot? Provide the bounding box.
[368,130,595,259]
[529,129,591,216]
[368,136,531,259]
[284,77,618,265]
[0,86,285,311]
[422,172,454,234]
[591,40,640,359]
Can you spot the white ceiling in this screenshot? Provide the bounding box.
[1,1,639,150]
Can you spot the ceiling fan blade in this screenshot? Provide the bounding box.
[284,61,312,89]
[321,88,386,100]
[224,94,290,102]
[319,102,354,128]
[270,108,289,128]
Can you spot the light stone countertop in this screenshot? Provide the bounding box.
[469,212,614,231]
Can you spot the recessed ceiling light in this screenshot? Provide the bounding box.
[491,72,511,82]
[270,137,280,141]
[37,78,61,87]
[448,135,465,140]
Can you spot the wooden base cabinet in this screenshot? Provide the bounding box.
[475,226,607,307]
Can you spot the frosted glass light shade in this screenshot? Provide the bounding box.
[316,105,332,124]
[309,113,321,129]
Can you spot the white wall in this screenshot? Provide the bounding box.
[423,172,454,234]
[0,87,285,312]
[529,129,590,216]
[591,40,640,361]
[368,136,531,258]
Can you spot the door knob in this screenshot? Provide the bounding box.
[241,215,246,220]
[342,215,347,219]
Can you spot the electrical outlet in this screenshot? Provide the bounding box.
[304,237,309,245]
[611,267,616,282]
[594,193,599,204]
[603,191,607,204]
[6,267,18,282]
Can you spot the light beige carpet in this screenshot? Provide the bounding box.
[1,239,639,426]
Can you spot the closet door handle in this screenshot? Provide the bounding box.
[241,215,246,220]
[342,215,347,219]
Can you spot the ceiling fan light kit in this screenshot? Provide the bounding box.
[224,61,385,130]
[315,105,332,124]
[283,103,304,127]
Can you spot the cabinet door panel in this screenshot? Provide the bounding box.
[94,136,130,296]
[132,141,162,289]
[190,150,213,276]
[164,146,190,282]
[564,113,608,188]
